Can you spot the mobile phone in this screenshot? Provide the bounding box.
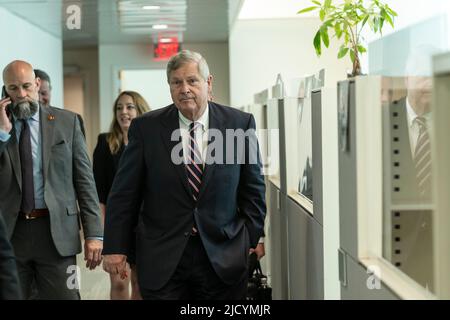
[1,85,12,118]
[1,85,9,99]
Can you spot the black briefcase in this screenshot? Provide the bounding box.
[246,252,272,300]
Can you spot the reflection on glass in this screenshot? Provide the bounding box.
[382,47,436,292]
[267,99,280,181]
[297,98,313,202]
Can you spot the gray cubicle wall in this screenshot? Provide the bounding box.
[337,80,358,259]
[340,253,399,300]
[280,93,324,300]
[268,98,289,300]
[337,80,400,300]
[286,197,324,299]
[268,180,289,300]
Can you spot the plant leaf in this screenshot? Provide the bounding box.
[344,31,350,45]
[312,0,322,5]
[387,7,398,17]
[361,14,369,28]
[349,49,356,63]
[314,30,322,56]
[298,6,319,14]
[320,8,326,21]
[324,0,332,8]
[357,45,367,53]
[384,11,394,28]
[338,46,349,59]
[335,23,343,39]
[368,17,374,30]
[323,19,334,27]
[320,26,330,48]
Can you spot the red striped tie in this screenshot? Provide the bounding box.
[186,122,203,201]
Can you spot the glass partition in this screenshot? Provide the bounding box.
[370,16,447,293]
[381,76,434,292]
[267,98,281,186]
[365,14,450,295]
[297,96,313,203]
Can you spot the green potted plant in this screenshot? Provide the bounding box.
[298,0,397,77]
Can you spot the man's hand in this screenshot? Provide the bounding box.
[0,97,12,133]
[103,254,128,279]
[249,243,265,260]
[84,239,103,270]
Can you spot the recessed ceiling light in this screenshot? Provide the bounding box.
[153,24,168,29]
[142,5,160,10]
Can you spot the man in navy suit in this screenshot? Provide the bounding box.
[102,50,266,299]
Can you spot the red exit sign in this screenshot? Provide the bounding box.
[153,38,180,61]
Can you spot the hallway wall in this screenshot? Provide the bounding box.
[98,42,229,132]
[63,47,100,155]
[229,17,350,108]
[0,7,63,108]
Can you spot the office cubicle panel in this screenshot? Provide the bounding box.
[340,252,400,300]
[280,97,312,212]
[314,87,341,299]
[337,80,358,259]
[337,77,424,299]
[267,99,281,188]
[432,52,450,298]
[267,180,281,299]
[296,96,314,204]
[248,103,265,130]
[268,180,289,300]
[311,90,323,226]
[286,196,324,300]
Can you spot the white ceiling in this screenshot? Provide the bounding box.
[239,0,308,20]
[0,0,229,48]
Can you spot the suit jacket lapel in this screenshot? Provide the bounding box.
[40,105,54,179]
[161,105,192,198]
[197,102,224,201]
[6,124,21,189]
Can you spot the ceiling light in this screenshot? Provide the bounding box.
[153,24,168,29]
[142,5,160,10]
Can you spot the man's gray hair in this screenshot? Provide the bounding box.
[166,50,210,83]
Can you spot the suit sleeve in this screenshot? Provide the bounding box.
[0,129,11,154]
[71,115,103,238]
[0,213,22,299]
[76,114,86,139]
[103,119,143,255]
[237,114,267,248]
[92,134,109,204]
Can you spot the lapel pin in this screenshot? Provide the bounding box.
[48,114,55,121]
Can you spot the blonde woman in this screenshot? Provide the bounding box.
[93,91,150,299]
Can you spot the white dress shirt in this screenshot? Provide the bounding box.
[178,104,209,164]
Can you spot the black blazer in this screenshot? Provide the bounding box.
[92,133,124,204]
[0,213,22,299]
[103,102,266,291]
